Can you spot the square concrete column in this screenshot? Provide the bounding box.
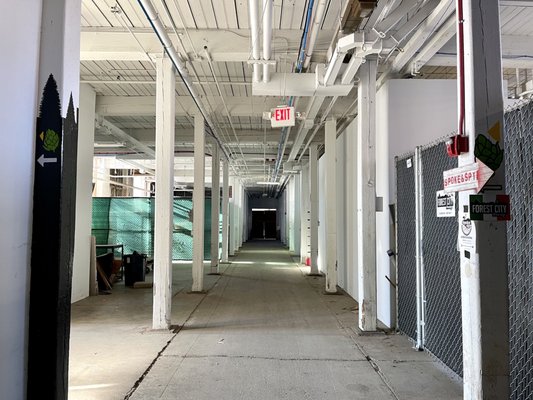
[73,84,96,301]
[210,144,220,273]
[221,161,230,263]
[357,59,378,331]
[309,144,320,275]
[325,118,338,293]
[229,176,236,256]
[300,162,310,264]
[153,56,175,330]
[458,1,509,397]
[345,120,359,300]
[192,115,206,293]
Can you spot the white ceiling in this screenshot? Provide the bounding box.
[83,0,533,193]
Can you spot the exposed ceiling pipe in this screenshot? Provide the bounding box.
[249,0,262,83]
[303,0,328,70]
[262,0,273,83]
[136,0,231,161]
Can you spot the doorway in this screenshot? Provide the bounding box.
[251,209,277,239]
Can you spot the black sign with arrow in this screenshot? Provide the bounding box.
[27,73,78,399]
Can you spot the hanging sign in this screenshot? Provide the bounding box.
[442,160,493,193]
[436,190,455,217]
[469,194,510,221]
[270,106,295,128]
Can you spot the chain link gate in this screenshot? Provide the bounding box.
[420,142,463,377]
[505,100,533,400]
[396,154,417,341]
[396,100,533,391]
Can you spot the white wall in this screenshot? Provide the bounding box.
[376,79,458,327]
[0,2,42,398]
[71,84,96,303]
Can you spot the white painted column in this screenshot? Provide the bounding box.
[153,56,175,330]
[288,178,294,252]
[93,158,112,197]
[300,163,310,264]
[229,177,236,256]
[72,83,96,303]
[221,161,230,263]
[294,174,301,254]
[459,1,509,398]
[238,182,243,248]
[192,115,206,292]
[309,144,320,275]
[325,118,338,293]
[357,59,377,331]
[234,180,239,251]
[210,144,220,273]
[346,121,359,300]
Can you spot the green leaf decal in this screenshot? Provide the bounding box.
[474,134,503,171]
[43,129,59,152]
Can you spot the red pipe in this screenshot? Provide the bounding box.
[457,0,466,136]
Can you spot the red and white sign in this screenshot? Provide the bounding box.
[443,160,494,194]
[270,106,295,128]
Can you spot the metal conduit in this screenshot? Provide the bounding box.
[249,0,262,83]
[262,0,273,83]
[270,0,316,183]
[137,0,231,161]
[303,0,327,70]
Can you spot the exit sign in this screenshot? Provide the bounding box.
[270,106,295,128]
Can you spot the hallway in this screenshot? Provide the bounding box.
[71,241,461,400]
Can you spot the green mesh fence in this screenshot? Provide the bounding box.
[92,197,221,260]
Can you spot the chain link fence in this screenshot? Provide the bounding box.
[420,142,463,377]
[396,153,417,341]
[505,100,533,400]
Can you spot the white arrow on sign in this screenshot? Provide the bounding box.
[443,160,494,194]
[475,160,494,193]
[37,154,57,167]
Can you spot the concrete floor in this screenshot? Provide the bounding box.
[69,241,462,400]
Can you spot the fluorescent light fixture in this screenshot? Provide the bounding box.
[256,181,280,185]
[252,208,277,211]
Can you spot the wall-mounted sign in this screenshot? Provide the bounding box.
[436,190,455,217]
[270,106,295,128]
[443,160,493,193]
[458,214,476,251]
[469,194,510,221]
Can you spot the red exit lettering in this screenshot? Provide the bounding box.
[274,108,290,121]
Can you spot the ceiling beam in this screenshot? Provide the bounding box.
[80,29,330,62]
[97,128,286,144]
[95,95,295,117]
[425,34,533,69]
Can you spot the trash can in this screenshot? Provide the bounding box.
[123,252,146,287]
